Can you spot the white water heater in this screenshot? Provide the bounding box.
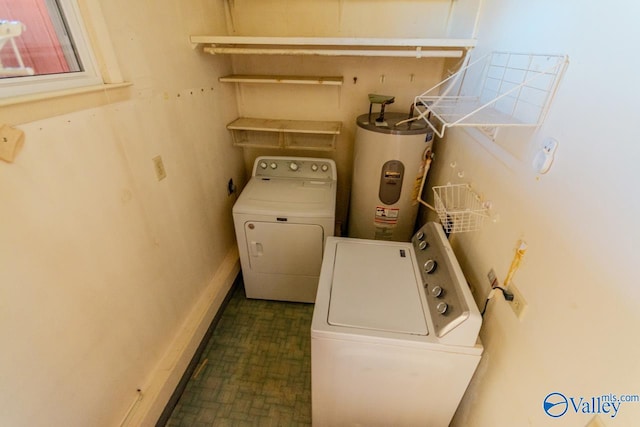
[348,112,433,241]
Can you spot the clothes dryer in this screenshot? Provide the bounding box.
[233,156,336,303]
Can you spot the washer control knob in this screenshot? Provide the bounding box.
[416,231,424,240]
[418,241,428,250]
[423,259,437,274]
[289,162,299,171]
[311,163,319,171]
[270,162,278,169]
[436,301,448,315]
[431,286,443,298]
[321,164,329,172]
[259,161,268,169]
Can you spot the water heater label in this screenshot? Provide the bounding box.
[374,206,399,224]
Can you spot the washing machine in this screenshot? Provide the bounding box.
[233,156,336,303]
[311,222,483,426]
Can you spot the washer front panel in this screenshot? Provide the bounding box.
[328,240,429,335]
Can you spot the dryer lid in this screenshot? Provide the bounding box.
[233,177,336,217]
[328,241,429,335]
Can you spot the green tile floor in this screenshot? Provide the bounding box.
[165,281,314,426]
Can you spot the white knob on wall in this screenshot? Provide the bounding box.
[533,138,558,174]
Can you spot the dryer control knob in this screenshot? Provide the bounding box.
[311,163,319,171]
[321,164,329,172]
[270,162,278,169]
[289,162,299,171]
[431,286,443,298]
[436,302,448,315]
[259,161,268,169]
[419,241,428,250]
[416,231,424,240]
[424,259,437,274]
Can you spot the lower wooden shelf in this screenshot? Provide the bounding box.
[227,117,342,151]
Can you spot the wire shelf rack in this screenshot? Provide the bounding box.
[414,51,568,138]
[433,184,488,233]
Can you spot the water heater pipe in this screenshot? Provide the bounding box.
[416,151,437,213]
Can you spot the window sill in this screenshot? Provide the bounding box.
[1,82,132,125]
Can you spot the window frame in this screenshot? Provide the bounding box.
[0,0,103,99]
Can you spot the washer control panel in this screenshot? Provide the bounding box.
[253,156,336,181]
[412,222,471,338]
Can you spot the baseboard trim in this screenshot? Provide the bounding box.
[155,273,241,426]
[121,246,240,427]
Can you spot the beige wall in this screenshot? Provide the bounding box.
[434,1,640,426]
[9,1,633,426]
[223,0,473,38]
[0,1,246,425]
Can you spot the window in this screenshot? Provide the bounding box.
[0,0,102,98]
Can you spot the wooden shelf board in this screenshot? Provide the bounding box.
[219,75,343,85]
[227,118,342,135]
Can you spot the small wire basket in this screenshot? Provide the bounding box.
[433,184,488,233]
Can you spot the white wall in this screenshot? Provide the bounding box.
[0,1,245,425]
[425,1,640,426]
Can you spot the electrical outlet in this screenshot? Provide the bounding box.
[508,282,527,320]
[152,155,167,181]
[487,268,499,288]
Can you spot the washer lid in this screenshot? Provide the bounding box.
[328,241,429,335]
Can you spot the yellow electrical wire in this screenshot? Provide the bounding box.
[504,240,527,287]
